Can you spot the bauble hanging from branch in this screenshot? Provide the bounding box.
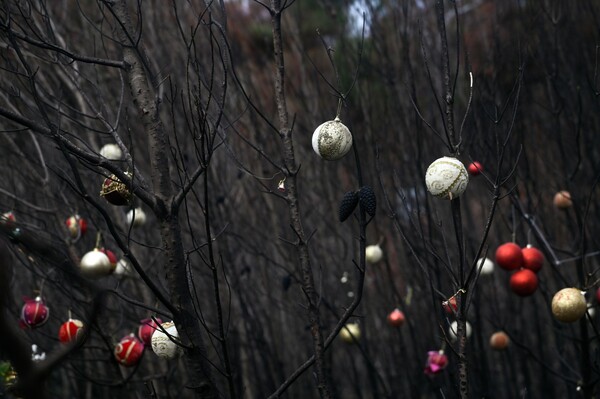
[138,318,163,346]
[80,249,112,278]
[58,318,84,343]
[495,243,523,271]
[386,308,405,327]
[20,296,49,328]
[476,257,495,275]
[99,143,123,160]
[489,331,510,350]
[425,157,469,200]
[365,244,383,264]
[114,334,144,367]
[65,215,88,240]
[100,173,132,206]
[551,288,587,323]
[126,207,147,228]
[151,321,183,358]
[312,117,353,161]
[339,322,361,343]
[509,269,538,296]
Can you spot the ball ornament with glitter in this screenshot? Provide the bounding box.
[425,157,469,199]
[312,117,353,161]
[551,288,587,323]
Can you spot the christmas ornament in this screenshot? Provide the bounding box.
[467,161,483,176]
[358,186,376,217]
[448,320,472,341]
[387,308,405,327]
[522,245,544,273]
[80,249,112,278]
[553,190,572,209]
[339,191,359,222]
[65,215,88,240]
[509,269,538,296]
[114,258,133,275]
[114,334,144,367]
[424,350,448,375]
[126,207,147,227]
[31,344,46,362]
[551,288,587,323]
[495,243,523,271]
[312,117,353,161]
[587,304,595,318]
[99,143,123,160]
[365,244,383,263]
[20,296,50,328]
[1,211,16,227]
[339,322,361,343]
[477,257,494,275]
[425,157,469,199]
[443,296,458,314]
[596,287,600,303]
[58,319,84,343]
[99,248,118,272]
[138,318,163,346]
[151,321,182,358]
[100,173,132,206]
[489,331,510,350]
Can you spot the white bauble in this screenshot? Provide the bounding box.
[448,320,472,341]
[365,245,383,264]
[477,257,495,275]
[80,250,112,278]
[126,207,147,227]
[425,157,469,199]
[100,144,123,160]
[587,305,595,318]
[311,118,353,161]
[114,258,133,276]
[151,321,182,358]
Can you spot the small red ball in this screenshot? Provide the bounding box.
[467,162,483,176]
[510,269,538,296]
[20,297,50,328]
[114,335,144,367]
[495,243,523,271]
[99,248,118,272]
[58,319,84,343]
[138,318,163,345]
[489,331,510,350]
[387,309,405,327]
[522,246,544,273]
[443,297,458,314]
[596,287,600,303]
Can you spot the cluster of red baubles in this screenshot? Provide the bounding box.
[495,243,545,296]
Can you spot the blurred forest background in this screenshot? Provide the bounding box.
[0,0,599,398]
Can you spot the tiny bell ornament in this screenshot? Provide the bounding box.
[551,288,587,323]
[365,244,383,264]
[58,318,84,343]
[510,269,538,296]
[151,321,183,358]
[65,214,88,240]
[424,350,448,376]
[387,308,405,327]
[553,190,572,209]
[448,320,472,341]
[126,207,147,228]
[476,257,495,275]
[467,161,483,176]
[339,322,361,343]
[20,296,50,328]
[99,143,123,160]
[100,173,132,206]
[311,117,353,161]
[521,245,544,273]
[138,317,163,346]
[114,334,145,367]
[425,157,469,200]
[495,243,523,271]
[489,331,510,350]
[80,248,112,278]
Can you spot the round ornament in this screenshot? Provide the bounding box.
[100,173,132,206]
[448,320,472,341]
[138,318,163,346]
[80,249,112,278]
[425,157,469,200]
[20,297,49,328]
[489,331,510,350]
[467,161,483,176]
[551,288,587,323]
[509,269,538,296]
[65,215,87,240]
[477,257,494,275]
[387,308,405,327]
[522,245,544,273]
[58,319,84,343]
[596,287,600,303]
[126,207,147,228]
[311,117,353,161]
[339,322,361,343]
[365,244,383,264]
[553,191,572,209]
[99,248,118,273]
[114,334,144,367]
[114,258,133,276]
[495,243,523,271]
[424,350,448,375]
[1,211,16,227]
[151,321,182,358]
[443,296,458,314]
[100,144,123,160]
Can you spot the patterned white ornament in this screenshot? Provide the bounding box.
[100,144,123,160]
[365,245,383,264]
[151,321,182,358]
[477,257,495,275]
[425,157,469,199]
[312,117,353,161]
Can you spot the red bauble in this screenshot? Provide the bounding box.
[467,161,483,176]
[1,211,16,227]
[489,331,510,350]
[114,335,144,367]
[443,297,458,314]
[65,215,88,239]
[386,309,405,327]
[522,245,544,273]
[20,297,50,328]
[100,174,131,206]
[495,243,523,271]
[138,318,163,346]
[510,269,538,296]
[99,248,118,273]
[58,319,84,343]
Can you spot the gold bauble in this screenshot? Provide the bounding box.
[551,288,587,323]
[339,322,361,343]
